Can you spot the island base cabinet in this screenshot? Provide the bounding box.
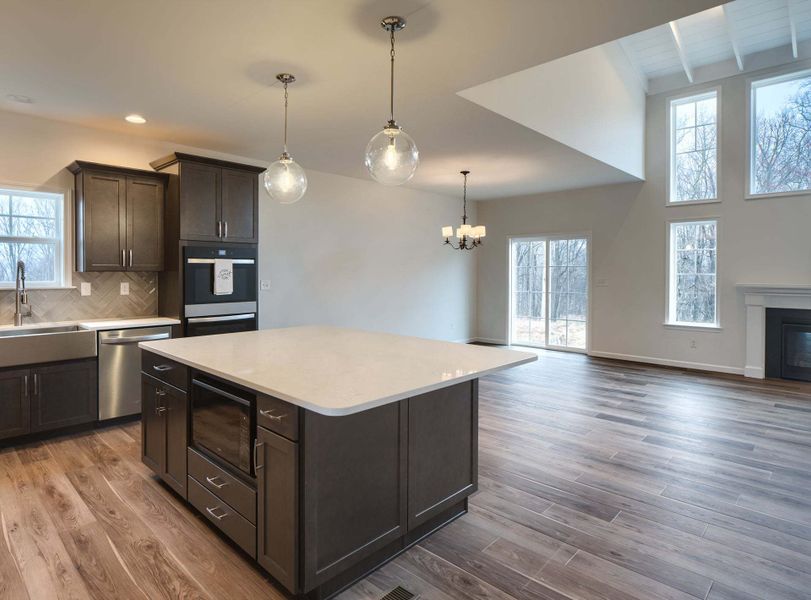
[141,374,188,497]
[256,426,298,592]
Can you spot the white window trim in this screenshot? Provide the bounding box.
[506,231,592,354]
[665,217,721,329]
[746,66,811,200]
[0,183,72,290]
[666,86,722,207]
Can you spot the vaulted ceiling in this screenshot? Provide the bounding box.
[0,0,723,199]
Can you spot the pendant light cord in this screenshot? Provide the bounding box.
[390,27,396,123]
[283,81,289,153]
[462,172,468,225]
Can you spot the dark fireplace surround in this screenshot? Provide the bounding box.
[765,308,811,382]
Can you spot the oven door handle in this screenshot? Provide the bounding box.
[191,378,252,407]
[186,258,255,265]
[186,313,255,324]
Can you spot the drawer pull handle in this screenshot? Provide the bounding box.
[206,506,228,520]
[153,364,173,372]
[259,409,286,422]
[205,476,228,489]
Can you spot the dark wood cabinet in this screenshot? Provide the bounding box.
[0,369,30,440]
[141,373,188,497]
[407,380,478,529]
[256,426,298,592]
[30,360,97,432]
[69,161,167,272]
[151,153,263,244]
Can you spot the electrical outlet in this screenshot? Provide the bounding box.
[690,339,697,349]
[120,282,129,296]
[80,282,91,296]
[260,280,271,290]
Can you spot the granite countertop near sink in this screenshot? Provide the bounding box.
[78,317,180,331]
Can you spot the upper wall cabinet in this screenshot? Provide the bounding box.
[150,153,264,244]
[69,161,167,272]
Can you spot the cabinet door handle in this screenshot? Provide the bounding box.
[129,249,133,268]
[254,440,264,471]
[206,506,228,520]
[217,220,222,238]
[259,409,285,422]
[155,389,166,414]
[23,375,28,399]
[205,475,228,489]
[121,249,126,267]
[223,221,228,238]
[33,373,38,396]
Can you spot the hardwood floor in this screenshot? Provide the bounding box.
[2,350,811,599]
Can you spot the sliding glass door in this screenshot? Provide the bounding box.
[510,236,588,351]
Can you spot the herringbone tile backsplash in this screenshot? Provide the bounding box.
[0,272,158,325]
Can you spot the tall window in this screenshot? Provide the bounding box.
[669,91,718,203]
[0,188,65,287]
[750,70,811,196]
[668,219,717,326]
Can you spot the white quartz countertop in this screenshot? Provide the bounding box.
[78,317,180,331]
[140,326,537,416]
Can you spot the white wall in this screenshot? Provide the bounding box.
[476,60,811,373]
[0,110,476,342]
[459,42,646,179]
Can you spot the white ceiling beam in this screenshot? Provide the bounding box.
[788,0,799,59]
[669,21,694,83]
[721,5,745,71]
[617,38,649,94]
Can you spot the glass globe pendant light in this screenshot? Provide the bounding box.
[364,16,419,186]
[264,73,308,204]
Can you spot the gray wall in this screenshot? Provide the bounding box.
[476,60,811,373]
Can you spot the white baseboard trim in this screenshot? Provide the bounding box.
[473,337,508,345]
[588,350,745,375]
[453,337,477,344]
[744,365,765,379]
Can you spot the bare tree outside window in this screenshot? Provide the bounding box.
[752,71,811,196]
[669,220,717,326]
[0,189,63,286]
[670,91,718,203]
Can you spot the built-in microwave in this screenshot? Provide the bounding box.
[191,376,256,478]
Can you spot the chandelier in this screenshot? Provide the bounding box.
[442,170,485,250]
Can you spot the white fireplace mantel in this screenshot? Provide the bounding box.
[737,284,811,378]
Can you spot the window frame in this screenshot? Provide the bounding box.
[666,86,722,207]
[746,66,811,200]
[665,217,720,330]
[0,184,70,290]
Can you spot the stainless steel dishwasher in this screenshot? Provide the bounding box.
[98,326,172,420]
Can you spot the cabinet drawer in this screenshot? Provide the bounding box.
[257,394,299,441]
[188,447,256,524]
[141,351,187,391]
[188,476,256,557]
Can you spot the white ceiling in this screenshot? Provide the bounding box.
[621,0,811,93]
[0,0,722,199]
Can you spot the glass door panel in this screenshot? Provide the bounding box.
[510,236,588,351]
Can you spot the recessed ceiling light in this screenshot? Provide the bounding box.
[125,114,146,124]
[6,94,34,104]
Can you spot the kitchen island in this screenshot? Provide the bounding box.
[139,326,535,599]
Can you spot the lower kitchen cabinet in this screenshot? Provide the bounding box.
[0,369,31,440]
[141,374,188,497]
[30,360,97,432]
[256,426,298,592]
[0,359,97,442]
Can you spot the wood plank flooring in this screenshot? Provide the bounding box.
[2,350,811,599]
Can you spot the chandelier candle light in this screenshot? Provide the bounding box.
[443,170,485,250]
[364,16,420,186]
[264,73,308,204]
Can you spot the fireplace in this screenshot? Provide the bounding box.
[765,308,811,381]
